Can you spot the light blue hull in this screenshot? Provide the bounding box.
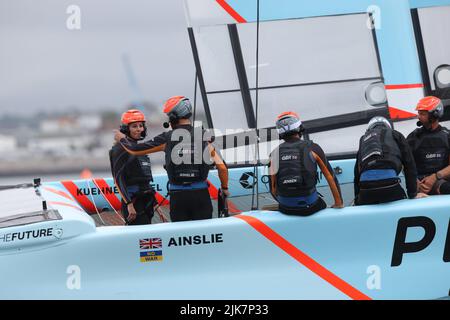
[1,159,448,299]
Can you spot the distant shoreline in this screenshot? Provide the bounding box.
[0,157,164,178]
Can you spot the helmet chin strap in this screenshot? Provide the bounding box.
[419,113,439,129]
[419,119,435,130]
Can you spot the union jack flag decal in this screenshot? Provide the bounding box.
[139,238,162,250]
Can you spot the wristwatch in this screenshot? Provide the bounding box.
[436,172,443,180]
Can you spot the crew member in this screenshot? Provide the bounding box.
[407,96,450,194]
[114,96,229,222]
[354,116,425,205]
[268,111,343,216]
[110,109,156,225]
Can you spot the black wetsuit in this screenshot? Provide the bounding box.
[407,125,450,195]
[269,138,342,216]
[354,129,417,205]
[118,124,228,222]
[110,138,155,225]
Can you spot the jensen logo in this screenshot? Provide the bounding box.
[282,179,297,184]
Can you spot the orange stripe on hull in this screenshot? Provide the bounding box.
[235,214,371,300]
[61,181,97,214]
[93,178,122,211]
[43,186,75,202]
[48,201,83,211]
[208,180,241,214]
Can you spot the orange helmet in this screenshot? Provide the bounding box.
[163,96,192,121]
[276,111,300,120]
[276,111,303,138]
[121,109,146,125]
[416,96,444,119]
[120,109,147,139]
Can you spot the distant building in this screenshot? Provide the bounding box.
[0,135,17,152]
[40,115,102,134]
[28,134,96,157]
[78,115,102,131]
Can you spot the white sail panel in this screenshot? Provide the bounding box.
[417,5,450,91]
[207,92,248,131]
[237,14,381,88]
[249,80,384,129]
[309,124,367,155]
[220,140,281,165]
[194,25,240,92]
[186,9,388,160]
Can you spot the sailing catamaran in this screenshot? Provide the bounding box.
[0,0,449,299]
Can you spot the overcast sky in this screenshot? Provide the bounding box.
[0,0,196,116]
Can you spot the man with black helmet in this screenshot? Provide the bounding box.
[110,109,156,225]
[114,96,229,222]
[268,111,343,216]
[407,96,450,195]
[354,116,425,205]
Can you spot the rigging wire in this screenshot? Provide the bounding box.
[92,179,126,225]
[86,178,106,226]
[193,71,198,125]
[251,0,261,210]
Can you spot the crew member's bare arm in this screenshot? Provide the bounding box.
[312,151,344,208]
[420,156,450,193]
[209,144,229,196]
[268,159,277,200]
[114,130,167,156]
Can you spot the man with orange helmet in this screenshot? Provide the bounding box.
[268,111,343,215]
[114,96,229,222]
[407,96,450,194]
[110,109,155,225]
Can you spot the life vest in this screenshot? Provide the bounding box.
[271,139,317,197]
[165,127,210,185]
[409,126,450,176]
[358,126,403,174]
[125,155,154,186]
